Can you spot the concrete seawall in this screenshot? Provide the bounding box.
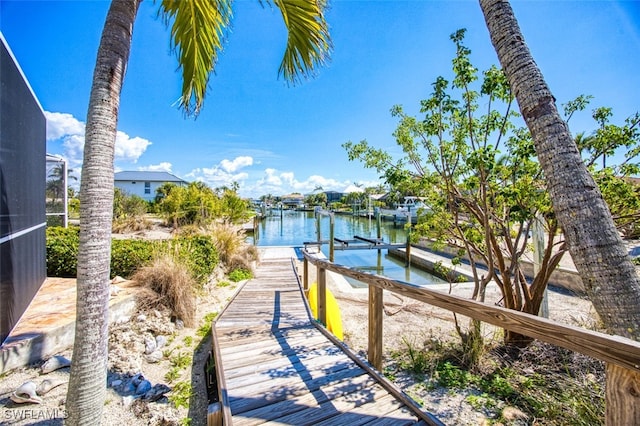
[389,243,585,295]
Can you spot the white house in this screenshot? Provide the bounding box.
[114,171,188,202]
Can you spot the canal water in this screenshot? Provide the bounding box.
[252,210,447,287]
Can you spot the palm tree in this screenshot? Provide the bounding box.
[66,0,330,423]
[478,0,640,340]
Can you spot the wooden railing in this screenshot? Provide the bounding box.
[302,249,640,425]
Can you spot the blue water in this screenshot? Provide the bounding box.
[252,210,447,286]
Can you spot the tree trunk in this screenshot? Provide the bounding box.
[479,0,640,340]
[66,0,140,424]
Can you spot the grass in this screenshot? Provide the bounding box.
[164,366,181,383]
[196,312,219,338]
[170,351,193,369]
[388,337,605,425]
[229,268,252,282]
[131,253,197,327]
[169,381,193,409]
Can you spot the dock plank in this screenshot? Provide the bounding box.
[212,247,441,426]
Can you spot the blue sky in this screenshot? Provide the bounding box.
[1,1,639,199]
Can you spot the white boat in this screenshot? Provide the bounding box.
[378,196,429,222]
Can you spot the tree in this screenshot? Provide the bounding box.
[66,0,331,423]
[154,181,178,203]
[564,99,640,239]
[478,0,640,340]
[344,30,566,349]
[305,191,327,207]
[219,187,252,224]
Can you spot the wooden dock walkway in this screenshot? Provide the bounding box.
[211,247,440,426]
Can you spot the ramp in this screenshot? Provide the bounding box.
[211,247,441,425]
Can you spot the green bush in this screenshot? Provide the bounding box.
[46,226,79,277]
[111,239,157,278]
[113,187,148,219]
[173,236,219,285]
[46,228,218,284]
[228,268,252,282]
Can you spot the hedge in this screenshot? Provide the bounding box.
[46,226,219,285]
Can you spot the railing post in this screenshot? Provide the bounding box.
[303,256,309,292]
[317,266,327,326]
[329,214,335,262]
[405,219,412,268]
[606,363,640,425]
[368,285,383,370]
[315,208,321,246]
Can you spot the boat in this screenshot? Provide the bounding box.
[378,196,429,223]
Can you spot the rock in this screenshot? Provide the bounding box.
[124,381,138,395]
[155,335,167,349]
[145,350,164,364]
[146,403,183,425]
[174,319,184,330]
[136,379,152,396]
[130,399,150,417]
[131,374,144,387]
[137,313,147,322]
[10,381,43,404]
[41,355,71,374]
[144,336,157,354]
[110,285,122,297]
[109,346,143,375]
[116,315,131,324]
[36,379,67,396]
[502,406,528,422]
[143,384,172,402]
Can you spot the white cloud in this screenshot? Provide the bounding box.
[259,168,282,186]
[114,131,151,163]
[220,156,253,173]
[246,169,352,198]
[139,162,173,172]
[187,156,254,189]
[62,134,86,167]
[44,111,84,140]
[45,110,152,167]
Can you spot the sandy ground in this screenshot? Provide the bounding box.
[298,253,601,425]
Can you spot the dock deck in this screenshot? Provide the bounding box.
[211,247,440,425]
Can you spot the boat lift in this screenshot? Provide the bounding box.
[304,208,412,266]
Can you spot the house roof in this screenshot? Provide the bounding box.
[114,171,187,183]
[343,184,365,193]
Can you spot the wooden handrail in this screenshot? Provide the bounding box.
[302,249,640,425]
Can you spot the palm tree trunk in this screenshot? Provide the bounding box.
[66,0,140,423]
[479,0,640,340]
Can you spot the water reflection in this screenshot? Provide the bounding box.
[252,210,446,286]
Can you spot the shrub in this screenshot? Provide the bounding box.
[168,236,219,287]
[132,253,196,327]
[46,229,218,285]
[111,239,157,278]
[112,188,152,233]
[229,268,252,282]
[47,227,157,279]
[208,222,245,265]
[113,188,148,219]
[46,226,79,277]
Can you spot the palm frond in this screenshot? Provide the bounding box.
[159,0,233,116]
[273,0,332,83]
